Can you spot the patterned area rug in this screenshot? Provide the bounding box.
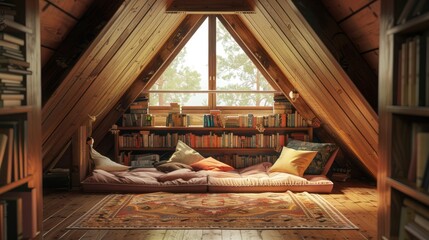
[67,191,358,230]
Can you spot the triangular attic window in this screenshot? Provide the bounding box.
[149,15,276,109]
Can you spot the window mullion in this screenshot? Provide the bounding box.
[208,15,216,110]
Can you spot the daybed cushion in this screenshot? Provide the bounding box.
[155,162,193,172]
[287,140,338,175]
[81,161,334,193]
[191,157,235,171]
[167,140,204,165]
[81,168,208,193]
[206,162,333,193]
[268,147,317,177]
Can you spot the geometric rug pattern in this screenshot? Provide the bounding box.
[68,191,358,230]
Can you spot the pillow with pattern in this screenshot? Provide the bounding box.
[286,139,338,175]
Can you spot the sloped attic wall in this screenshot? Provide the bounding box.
[239,1,378,176]
[42,0,378,177]
[42,1,187,169]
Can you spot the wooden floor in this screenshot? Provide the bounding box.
[42,180,378,240]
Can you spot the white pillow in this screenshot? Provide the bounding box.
[90,147,130,171]
[167,140,204,165]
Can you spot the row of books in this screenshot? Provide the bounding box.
[216,154,278,169]
[121,112,309,128]
[122,113,154,127]
[407,124,429,190]
[165,112,188,127]
[0,119,27,186]
[396,34,429,107]
[273,93,294,114]
[223,113,309,128]
[398,198,429,239]
[0,1,32,107]
[118,153,159,167]
[118,132,294,149]
[129,94,148,114]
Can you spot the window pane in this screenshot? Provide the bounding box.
[216,18,274,99]
[150,93,208,107]
[150,19,208,93]
[216,93,274,106]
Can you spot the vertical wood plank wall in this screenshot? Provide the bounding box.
[40,0,379,178]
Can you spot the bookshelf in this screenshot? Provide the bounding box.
[112,125,313,168]
[379,0,429,239]
[0,0,41,239]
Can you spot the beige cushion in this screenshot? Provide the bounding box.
[268,147,317,177]
[167,140,205,165]
[90,147,130,172]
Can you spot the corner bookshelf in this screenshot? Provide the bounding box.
[379,0,429,239]
[0,0,42,239]
[112,125,313,168]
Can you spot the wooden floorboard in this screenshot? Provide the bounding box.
[42,180,377,240]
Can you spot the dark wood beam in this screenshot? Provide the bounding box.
[292,0,378,111]
[92,14,206,143]
[166,0,255,14]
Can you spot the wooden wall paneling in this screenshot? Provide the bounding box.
[46,0,95,19]
[42,1,184,169]
[42,0,138,126]
[278,0,379,176]
[292,0,378,110]
[244,0,377,176]
[339,1,380,53]
[220,14,316,120]
[40,2,77,49]
[321,0,374,22]
[87,9,185,135]
[92,15,206,143]
[277,0,378,136]
[42,0,150,168]
[41,0,123,104]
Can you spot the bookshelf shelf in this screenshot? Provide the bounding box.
[387,105,429,117]
[388,177,429,206]
[0,105,32,115]
[379,0,429,239]
[114,123,312,168]
[0,175,32,195]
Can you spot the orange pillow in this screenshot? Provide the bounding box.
[191,157,235,171]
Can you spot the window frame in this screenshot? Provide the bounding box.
[148,15,279,114]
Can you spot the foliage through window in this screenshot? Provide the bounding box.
[149,16,275,110]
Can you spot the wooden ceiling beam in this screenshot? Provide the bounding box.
[166,0,255,14]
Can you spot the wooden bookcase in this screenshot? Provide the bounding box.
[0,0,42,239]
[112,125,313,168]
[378,0,429,239]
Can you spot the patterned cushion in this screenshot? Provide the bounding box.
[286,140,338,175]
